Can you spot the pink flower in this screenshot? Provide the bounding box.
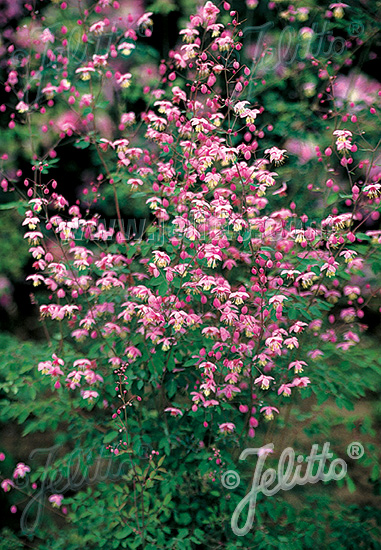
[329,3,348,18]
[40,28,54,43]
[288,361,307,374]
[289,321,308,334]
[254,375,274,390]
[1,479,14,492]
[308,349,324,359]
[116,73,132,88]
[202,1,220,23]
[340,308,356,322]
[344,286,361,299]
[269,294,288,307]
[24,231,43,244]
[265,147,287,165]
[292,377,311,388]
[42,84,57,99]
[257,446,274,457]
[89,21,106,35]
[15,101,29,113]
[344,331,360,343]
[81,390,99,400]
[75,66,96,81]
[219,422,235,434]
[125,346,142,361]
[260,406,279,420]
[278,384,293,397]
[363,184,381,198]
[13,463,31,479]
[333,129,352,152]
[164,407,183,417]
[153,250,171,268]
[190,391,205,404]
[217,385,240,399]
[284,337,299,349]
[48,494,63,508]
[265,336,283,354]
[137,12,153,30]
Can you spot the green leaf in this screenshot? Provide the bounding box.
[176,513,192,525]
[0,201,26,210]
[96,100,110,109]
[75,140,90,149]
[158,279,168,296]
[114,525,133,540]
[327,193,339,206]
[103,431,119,444]
[345,476,356,493]
[166,379,177,398]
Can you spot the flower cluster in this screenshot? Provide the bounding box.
[1,0,380,454]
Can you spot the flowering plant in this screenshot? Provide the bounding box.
[0,0,380,548]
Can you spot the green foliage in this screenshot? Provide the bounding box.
[0,329,380,548]
[0,211,29,278]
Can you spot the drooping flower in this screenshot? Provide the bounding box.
[48,494,64,508]
[164,407,183,417]
[1,479,14,492]
[13,463,31,479]
[116,73,132,88]
[278,384,293,397]
[333,129,352,152]
[81,390,99,400]
[260,406,279,420]
[292,377,311,388]
[254,375,275,390]
[265,147,287,165]
[219,422,235,434]
[75,66,96,81]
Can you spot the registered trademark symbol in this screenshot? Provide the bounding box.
[347,441,364,460]
[349,21,364,37]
